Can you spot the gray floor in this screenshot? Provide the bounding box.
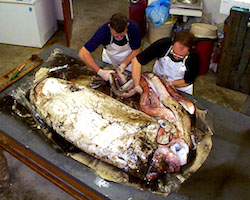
[0,0,249,199]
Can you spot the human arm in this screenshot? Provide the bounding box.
[78,46,101,73]
[78,24,114,80]
[78,47,114,81]
[137,38,172,65]
[122,48,140,66]
[183,50,200,84]
[171,79,190,87]
[132,57,143,94]
[119,48,140,72]
[78,23,111,72]
[132,57,142,87]
[118,20,142,72]
[131,38,171,93]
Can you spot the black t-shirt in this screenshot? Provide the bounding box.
[137,38,200,84]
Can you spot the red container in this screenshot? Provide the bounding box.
[129,0,148,38]
[195,40,215,75]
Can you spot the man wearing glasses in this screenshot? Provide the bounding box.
[78,13,141,81]
[132,30,200,95]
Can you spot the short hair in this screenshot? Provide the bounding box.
[173,30,196,49]
[109,13,128,33]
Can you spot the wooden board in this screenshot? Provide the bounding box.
[62,0,73,47]
[235,30,250,93]
[217,9,250,94]
[0,55,43,93]
[227,13,247,88]
[217,11,241,87]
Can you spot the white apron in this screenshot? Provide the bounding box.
[102,33,132,71]
[153,46,193,95]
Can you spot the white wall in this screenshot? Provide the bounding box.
[220,0,250,15]
[202,0,228,24]
[148,0,229,24]
[53,0,74,21]
[193,0,249,24]
[54,0,64,21]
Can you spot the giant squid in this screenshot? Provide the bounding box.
[108,69,196,181]
[29,66,197,182]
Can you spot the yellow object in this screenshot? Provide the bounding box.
[147,17,177,44]
[11,64,26,79]
[190,23,218,39]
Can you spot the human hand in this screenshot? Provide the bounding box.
[97,69,115,81]
[134,85,143,95]
[118,63,127,73]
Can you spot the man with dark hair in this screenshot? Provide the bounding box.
[132,30,200,95]
[78,13,141,81]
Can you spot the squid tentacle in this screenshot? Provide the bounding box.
[159,76,196,115]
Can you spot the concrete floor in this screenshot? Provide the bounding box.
[0,0,249,199]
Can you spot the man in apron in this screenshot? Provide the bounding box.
[78,13,141,81]
[132,30,199,95]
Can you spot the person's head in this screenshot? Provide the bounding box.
[108,13,129,40]
[172,30,196,59]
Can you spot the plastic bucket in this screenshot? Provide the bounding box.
[191,23,218,75]
[147,17,177,44]
[195,39,215,75]
[191,23,218,39]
